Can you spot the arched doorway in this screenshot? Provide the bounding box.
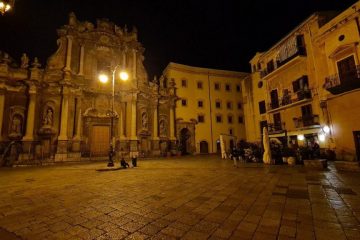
[180,128,191,155]
[200,141,209,154]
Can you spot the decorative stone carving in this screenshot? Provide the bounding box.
[8,106,26,140]
[21,53,29,69]
[141,111,148,130]
[42,107,54,126]
[159,119,167,137]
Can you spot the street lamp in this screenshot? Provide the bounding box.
[99,66,129,167]
[0,0,14,15]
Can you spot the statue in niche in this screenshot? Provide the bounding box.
[142,112,148,130]
[43,108,54,126]
[160,120,167,136]
[10,115,21,134]
[20,53,29,69]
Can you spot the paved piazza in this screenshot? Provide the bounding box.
[1,156,360,240]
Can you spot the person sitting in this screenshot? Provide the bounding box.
[120,158,130,168]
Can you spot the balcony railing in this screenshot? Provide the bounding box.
[268,122,284,134]
[260,47,307,79]
[293,114,319,128]
[323,66,360,94]
[267,89,312,111]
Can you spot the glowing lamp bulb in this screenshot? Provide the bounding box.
[297,135,305,141]
[323,125,330,134]
[5,3,10,11]
[99,74,109,83]
[119,71,129,81]
[319,133,326,142]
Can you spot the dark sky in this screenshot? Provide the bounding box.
[0,0,357,78]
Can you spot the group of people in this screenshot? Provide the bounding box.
[119,152,138,169]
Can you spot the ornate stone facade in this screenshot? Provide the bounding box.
[0,13,176,165]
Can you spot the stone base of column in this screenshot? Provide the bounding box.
[151,139,160,156]
[71,140,81,152]
[170,140,178,155]
[55,140,68,162]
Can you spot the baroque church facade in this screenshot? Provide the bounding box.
[0,13,178,165]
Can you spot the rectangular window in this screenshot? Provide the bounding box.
[225,84,231,91]
[267,60,275,73]
[238,116,243,123]
[227,101,232,110]
[229,129,233,135]
[198,115,204,123]
[215,101,221,109]
[216,115,222,123]
[259,101,266,114]
[228,116,233,124]
[214,83,220,90]
[236,85,241,92]
[198,100,203,108]
[197,81,203,89]
[181,79,187,87]
[181,99,187,106]
[237,102,242,110]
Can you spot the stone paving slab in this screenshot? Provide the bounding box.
[0,156,360,239]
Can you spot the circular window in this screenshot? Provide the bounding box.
[338,35,345,41]
[258,81,263,88]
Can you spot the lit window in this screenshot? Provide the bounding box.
[181,99,187,106]
[198,115,205,123]
[198,100,203,108]
[197,81,203,89]
[214,83,220,90]
[216,115,222,123]
[181,79,187,87]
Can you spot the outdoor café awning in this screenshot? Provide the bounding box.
[269,127,321,138]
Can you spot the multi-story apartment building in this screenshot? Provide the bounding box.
[245,0,360,161]
[161,62,249,154]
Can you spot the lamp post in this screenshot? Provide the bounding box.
[99,66,129,167]
[0,0,14,15]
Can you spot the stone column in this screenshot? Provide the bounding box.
[130,94,138,153]
[64,36,73,72]
[56,87,70,161]
[72,96,82,153]
[0,89,5,141]
[18,84,37,162]
[22,85,37,141]
[169,102,176,141]
[152,103,160,156]
[78,44,85,75]
[132,49,137,80]
[118,103,126,140]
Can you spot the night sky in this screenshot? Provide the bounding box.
[0,0,357,78]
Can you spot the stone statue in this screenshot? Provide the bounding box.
[21,53,29,69]
[160,120,167,136]
[10,116,21,134]
[43,108,53,126]
[142,112,148,129]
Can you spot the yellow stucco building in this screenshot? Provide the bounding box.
[245,0,360,161]
[161,63,249,154]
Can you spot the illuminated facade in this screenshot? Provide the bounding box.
[0,13,177,165]
[245,1,360,161]
[162,63,248,154]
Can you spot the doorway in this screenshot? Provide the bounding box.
[90,125,110,156]
[200,141,209,154]
[354,131,360,161]
[180,128,191,155]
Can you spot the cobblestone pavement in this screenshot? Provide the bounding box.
[1,156,360,240]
